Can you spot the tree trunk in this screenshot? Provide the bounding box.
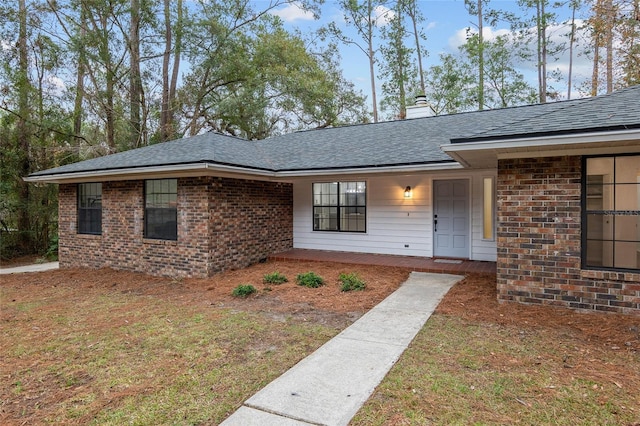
[73,3,86,140]
[17,0,32,252]
[540,0,547,102]
[477,0,484,110]
[169,0,182,138]
[567,0,576,99]
[407,0,425,94]
[160,0,182,141]
[367,0,378,123]
[161,0,171,141]
[129,0,142,147]
[605,0,614,93]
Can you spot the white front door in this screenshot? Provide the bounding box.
[433,179,469,258]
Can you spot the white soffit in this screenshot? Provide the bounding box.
[441,129,640,168]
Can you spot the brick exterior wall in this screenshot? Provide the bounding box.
[497,156,640,314]
[59,177,292,278]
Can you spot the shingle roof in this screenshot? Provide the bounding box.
[29,85,640,178]
[453,85,640,143]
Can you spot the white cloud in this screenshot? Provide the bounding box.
[448,26,512,50]
[372,5,394,26]
[271,2,315,22]
[44,75,66,96]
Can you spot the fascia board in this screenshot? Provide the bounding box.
[274,162,463,178]
[441,128,640,154]
[24,161,464,184]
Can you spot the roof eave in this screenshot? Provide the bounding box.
[441,128,640,168]
[24,160,465,184]
[23,162,278,184]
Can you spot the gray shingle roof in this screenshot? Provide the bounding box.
[29,85,640,178]
[453,85,640,142]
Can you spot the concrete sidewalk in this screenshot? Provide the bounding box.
[0,261,59,274]
[220,271,463,426]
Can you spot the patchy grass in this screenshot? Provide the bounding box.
[1,261,409,425]
[352,276,640,426]
[3,265,639,425]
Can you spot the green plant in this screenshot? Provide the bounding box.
[45,235,59,261]
[263,271,288,285]
[295,272,325,288]
[339,272,366,292]
[231,284,257,298]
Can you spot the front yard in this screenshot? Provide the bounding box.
[1,261,639,425]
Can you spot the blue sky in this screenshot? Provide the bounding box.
[269,0,594,105]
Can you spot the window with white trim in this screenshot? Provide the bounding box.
[313,181,366,232]
[583,155,640,271]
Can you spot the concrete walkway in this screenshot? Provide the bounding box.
[0,261,59,274]
[221,271,463,426]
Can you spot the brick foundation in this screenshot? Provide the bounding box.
[59,177,292,278]
[497,156,640,314]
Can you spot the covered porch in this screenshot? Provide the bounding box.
[269,248,496,275]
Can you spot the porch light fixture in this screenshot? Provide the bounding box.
[404,186,412,198]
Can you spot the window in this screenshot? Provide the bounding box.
[583,155,640,271]
[145,179,177,240]
[482,177,495,240]
[78,183,102,234]
[313,181,366,232]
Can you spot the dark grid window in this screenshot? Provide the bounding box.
[145,179,177,240]
[583,155,640,271]
[313,181,366,232]
[78,183,102,235]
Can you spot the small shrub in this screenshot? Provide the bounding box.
[339,272,366,292]
[263,271,288,285]
[296,272,325,288]
[232,284,257,298]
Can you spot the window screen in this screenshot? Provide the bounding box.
[145,179,177,240]
[78,183,102,235]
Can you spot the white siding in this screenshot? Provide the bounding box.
[292,169,497,261]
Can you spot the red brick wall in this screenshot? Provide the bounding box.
[59,177,292,278]
[497,156,640,314]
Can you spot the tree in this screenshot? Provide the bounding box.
[424,53,476,114]
[160,0,183,142]
[327,0,387,122]
[618,0,640,86]
[463,34,538,107]
[566,0,580,99]
[16,0,32,251]
[464,0,487,109]
[402,0,428,95]
[512,0,565,102]
[379,1,417,119]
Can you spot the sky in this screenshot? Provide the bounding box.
[268,0,595,106]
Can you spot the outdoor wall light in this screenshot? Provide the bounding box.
[404,186,412,198]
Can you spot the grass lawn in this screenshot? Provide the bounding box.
[1,264,639,425]
[353,275,640,426]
